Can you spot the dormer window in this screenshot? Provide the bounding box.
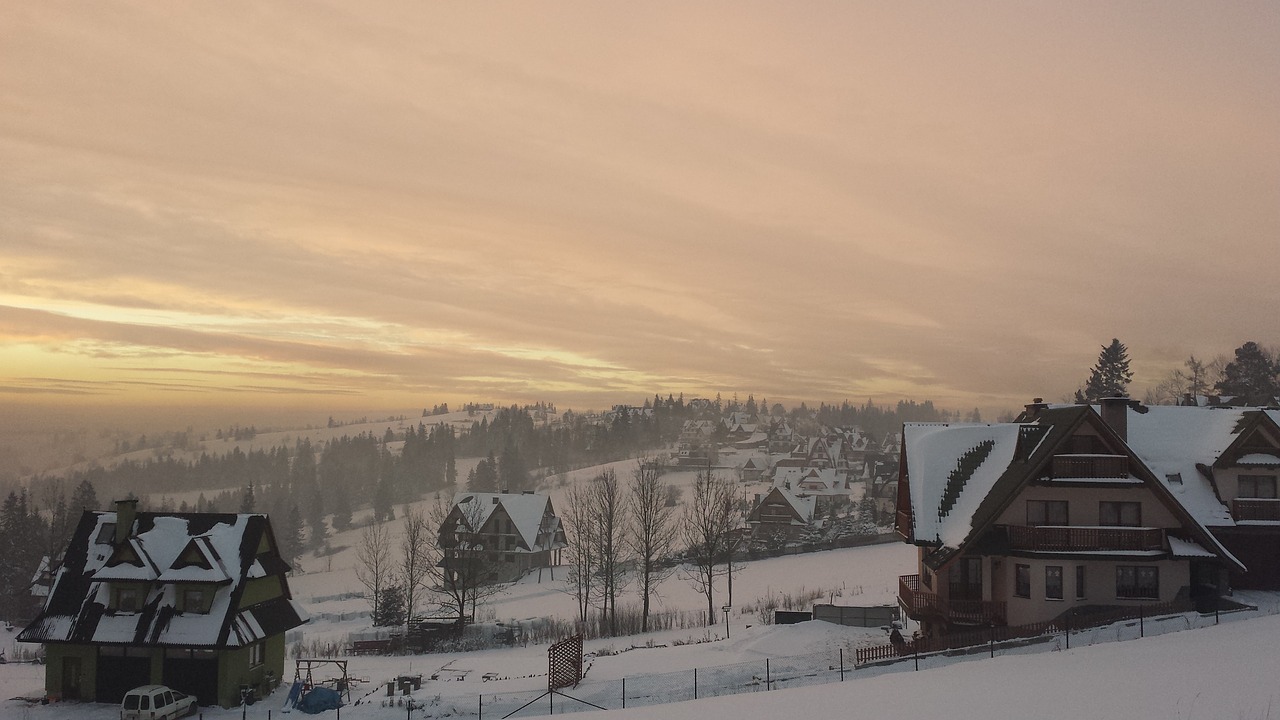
[114,585,143,612]
[1239,475,1277,499]
[182,587,212,614]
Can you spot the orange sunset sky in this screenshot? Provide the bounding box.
[1,2,1277,425]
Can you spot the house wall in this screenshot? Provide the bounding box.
[44,644,97,701]
[216,634,285,707]
[1001,557,1189,627]
[994,485,1180,528]
[239,576,284,606]
[1216,467,1279,503]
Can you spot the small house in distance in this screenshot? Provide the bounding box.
[18,500,308,708]
[439,492,567,583]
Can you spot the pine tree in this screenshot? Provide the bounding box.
[1216,341,1279,405]
[1080,338,1134,401]
[70,479,99,512]
[240,483,256,513]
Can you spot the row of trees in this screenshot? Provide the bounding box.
[0,480,99,622]
[561,462,742,635]
[1078,338,1280,406]
[354,494,507,629]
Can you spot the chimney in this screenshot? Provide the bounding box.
[114,498,138,545]
[1024,398,1048,421]
[1099,397,1130,442]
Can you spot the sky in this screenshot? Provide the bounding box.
[1,1,1277,426]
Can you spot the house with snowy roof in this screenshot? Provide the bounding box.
[1123,404,1280,589]
[439,492,567,583]
[895,399,1245,637]
[747,486,816,546]
[18,499,307,707]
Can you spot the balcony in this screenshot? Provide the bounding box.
[1050,454,1129,480]
[1003,525,1164,552]
[899,574,1007,626]
[1233,498,1280,522]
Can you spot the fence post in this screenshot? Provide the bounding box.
[839,648,845,681]
[1139,604,1144,637]
[913,638,919,672]
[694,667,698,700]
[479,694,482,720]
[622,678,626,709]
[1065,610,1070,650]
[766,658,771,691]
[989,623,994,658]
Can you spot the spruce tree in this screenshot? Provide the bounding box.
[1080,338,1134,401]
[1216,341,1279,405]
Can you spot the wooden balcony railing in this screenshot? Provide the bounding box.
[899,574,1007,626]
[1050,454,1129,479]
[1233,498,1280,522]
[1003,525,1164,552]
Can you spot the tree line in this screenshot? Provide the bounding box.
[1075,338,1280,406]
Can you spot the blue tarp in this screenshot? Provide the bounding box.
[296,687,343,714]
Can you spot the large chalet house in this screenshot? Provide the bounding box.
[18,500,307,707]
[438,492,567,583]
[894,398,1280,637]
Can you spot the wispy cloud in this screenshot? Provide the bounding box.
[0,1,1276,416]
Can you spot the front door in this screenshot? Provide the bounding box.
[61,657,81,700]
[949,557,983,601]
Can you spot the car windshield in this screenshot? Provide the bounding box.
[123,695,141,710]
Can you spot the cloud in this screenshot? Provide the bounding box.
[0,1,1276,416]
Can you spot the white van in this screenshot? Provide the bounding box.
[120,685,196,719]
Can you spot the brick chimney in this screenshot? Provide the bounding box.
[1099,397,1130,442]
[114,498,138,545]
[1023,398,1048,421]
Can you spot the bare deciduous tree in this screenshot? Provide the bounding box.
[429,493,504,624]
[355,520,394,624]
[589,469,628,636]
[560,482,598,624]
[398,504,431,627]
[628,457,674,632]
[681,467,740,624]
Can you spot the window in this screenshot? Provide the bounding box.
[1027,500,1069,526]
[1076,565,1086,600]
[1099,501,1142,527]
[182,588,210,614]
[1045,566,1063,600]
[115,585,142,612]
[1015,564,1031,598]
[1116,566,1159,599]
[1239,475,1278,499]
[248,641,265,668]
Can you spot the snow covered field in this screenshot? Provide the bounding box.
[5,534,1280,719]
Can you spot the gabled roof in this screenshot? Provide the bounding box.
[900,406,1244,573]
[749,486,815,525]
[19,511,307,648]
[450,492,566,553]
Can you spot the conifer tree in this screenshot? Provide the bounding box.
[1078,338,1134,401]
[1216,341,1279,405]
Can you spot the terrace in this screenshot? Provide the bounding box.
[899,574,1007,627]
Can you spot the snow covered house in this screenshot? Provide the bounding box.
[18,499,307,707]
[895,399,1245,637]
[439,492,567,583]
[747,486,816,546]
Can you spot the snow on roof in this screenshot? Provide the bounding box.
[1168,536,1217,558]
[1239,453,1280,465]
[20,511,304,648]
[904,423,1022,548]
[1125,406,1242,527]
[453,492,555,551]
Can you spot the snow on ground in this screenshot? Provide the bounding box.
[8,598,1280,719]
